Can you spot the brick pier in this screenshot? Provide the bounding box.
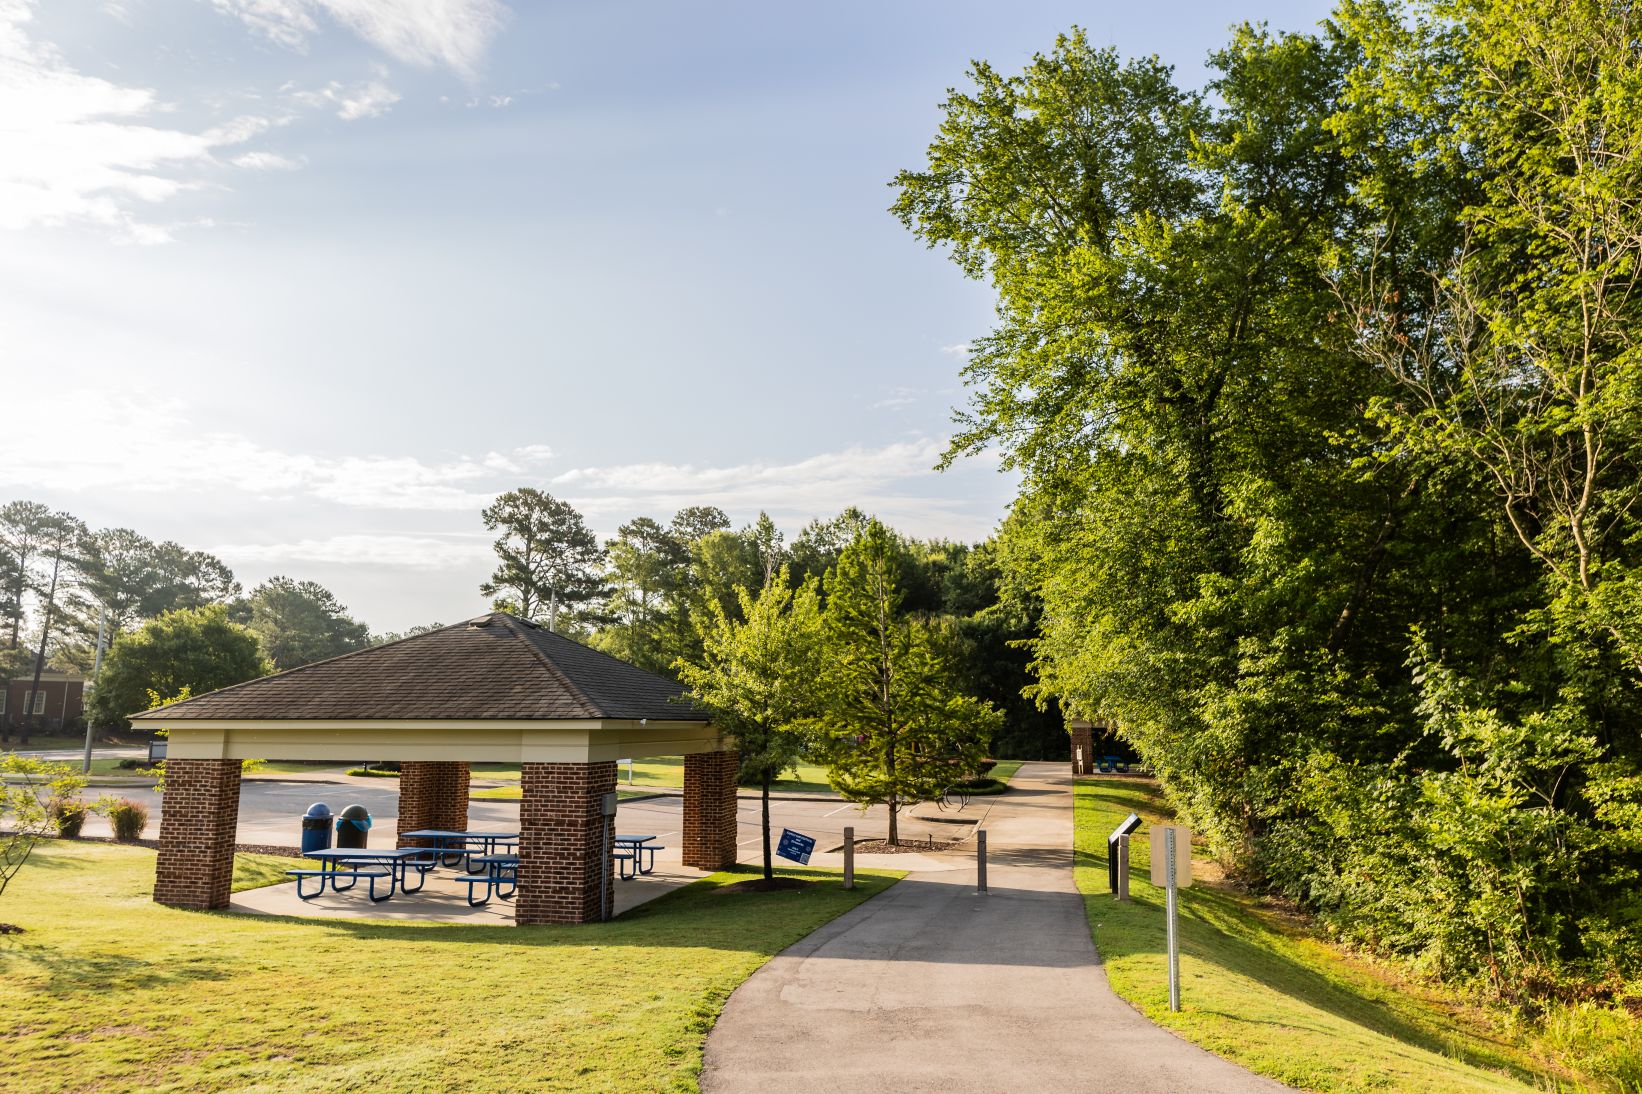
[1070,721,1096,775]
[682,750,739,870]
[515,760,617,925]
[396,761,470,845]
[153,758,242,909]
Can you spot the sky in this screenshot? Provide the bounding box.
[0,0,1335,633]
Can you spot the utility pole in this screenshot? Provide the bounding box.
[83,605,107,774]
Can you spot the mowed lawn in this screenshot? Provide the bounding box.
[472,757,836,798]
[1074,781,1592,1093]
[0,842,899,1093]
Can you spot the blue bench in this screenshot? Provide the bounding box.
[287,867,393,902]
[456,854,517,906]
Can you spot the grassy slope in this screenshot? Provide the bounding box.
[1074,780,1590,1093]
[986,760,1024,784]
[0,841,899,1093]
[474,757,835,796]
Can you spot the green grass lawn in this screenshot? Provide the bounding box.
[0,841,900,1092]
[985,759,1024,784]
[1075,780,1594,1092]
[470,786,654,802]
[472,756,837,796]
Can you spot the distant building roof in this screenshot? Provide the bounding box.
[132,612,704,723]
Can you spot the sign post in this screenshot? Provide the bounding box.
[843,826,855,890]
[976,829,988,894]
[1149,824,1192,1012]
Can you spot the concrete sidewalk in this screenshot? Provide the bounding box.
[701,762,1288,1094]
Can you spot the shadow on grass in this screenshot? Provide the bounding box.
[1073,841,1542,1085]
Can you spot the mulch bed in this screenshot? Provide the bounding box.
[850,838,960,854]
[714,877,814,894]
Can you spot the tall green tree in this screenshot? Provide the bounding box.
[676,568,823,881]
[87,606,270,730]
[601,517,687,673]
[0,501,53,650]
[480,488,605,630]
[810,522,999,844]
[241,576,370,671]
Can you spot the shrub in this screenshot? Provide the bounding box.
[48,798,86,838]
[104,798,149,842]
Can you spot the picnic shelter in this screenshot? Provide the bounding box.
[131,612,738,924]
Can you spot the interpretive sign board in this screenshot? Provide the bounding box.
[776,828,815,865]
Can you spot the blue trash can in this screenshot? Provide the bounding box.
[335,804,372,849]
[300,803,333,855]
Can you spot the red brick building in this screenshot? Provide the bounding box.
[3,664,85,734]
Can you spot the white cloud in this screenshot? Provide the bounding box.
[285,73,401,119]
[0,388,556,511]
[0,0,271,240]
[940,343,972,357]
[870,386,919,410]
[549,440,993,535]
[211,533,491,569]
[231,150,304,170]
[210,0,508,78]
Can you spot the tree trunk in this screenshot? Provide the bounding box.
[23,549,61,746]
[887,796,899,846]
[761,768,773,882]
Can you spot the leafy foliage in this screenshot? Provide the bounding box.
[894,5,1642,998]
[88,606,270,730]
[0,755,86,906]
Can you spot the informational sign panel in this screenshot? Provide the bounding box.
[1149,825,1193,888]
[776,828,816,865]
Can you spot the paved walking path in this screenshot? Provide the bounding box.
[702,762,1287,1093]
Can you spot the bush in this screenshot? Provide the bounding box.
[103,798,148,842]
[48,798,86,838]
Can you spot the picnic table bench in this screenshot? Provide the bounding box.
[455,854,518,906]
[290,847,438,903]
[613,835,664,879]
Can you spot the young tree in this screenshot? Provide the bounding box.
[0,754,87,925]
[810,521,999,844]
[677,568,822,882]
[241,576,371,671]
[88,606,270,730]
[480,488,605,630]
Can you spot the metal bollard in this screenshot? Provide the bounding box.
[976,829,988,894]
[1117,834,1130,901]
[843,825,855,890]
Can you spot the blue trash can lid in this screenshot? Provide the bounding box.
[338,804,372,829]
[304,802,332,819]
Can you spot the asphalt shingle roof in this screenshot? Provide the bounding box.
[131,612,704,723]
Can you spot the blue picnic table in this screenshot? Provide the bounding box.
[399,829,520,868]
[613,835,663,879]
[290,847,439,902]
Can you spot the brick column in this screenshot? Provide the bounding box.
[515,760,616,925]
[1070,722,1095,775]
[396,761,470,846]
[682,750,739,870]
[153,758,242,909]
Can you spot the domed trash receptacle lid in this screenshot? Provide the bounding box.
[335,803,372,849]
[300,802,333,855]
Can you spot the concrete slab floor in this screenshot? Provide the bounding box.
[230,861,700,925]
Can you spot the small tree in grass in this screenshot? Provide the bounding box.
[810,521,1000,845]
[676,567,822,883]
[1,755,87,928]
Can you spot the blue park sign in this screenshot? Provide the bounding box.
[776,828,816,865]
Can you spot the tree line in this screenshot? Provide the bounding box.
[477,489,1066,762]
[891,0,1642,1002]
[0,501,377,738]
